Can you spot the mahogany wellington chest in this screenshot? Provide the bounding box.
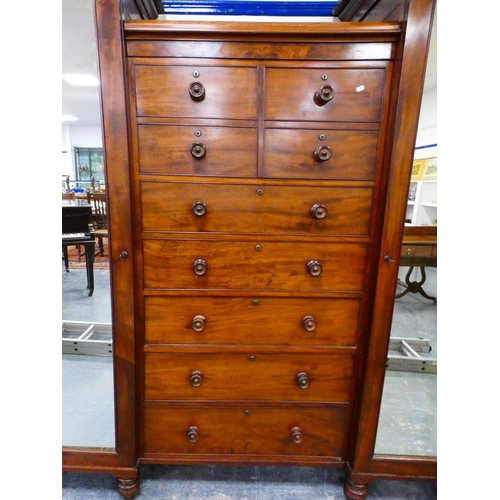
[125,22,396,465]
[70,1,436,497]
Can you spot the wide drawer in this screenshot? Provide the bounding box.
[141,181,373,236]
[265,67,386,122]
[145,296,361,346]
[143,406,348,457]
[263,128,379,180]
[144,351,354,402]
[143,239,367,292]
[138,124,257,177]
[134,64,257,119]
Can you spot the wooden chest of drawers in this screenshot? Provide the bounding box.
[124,21,397,467]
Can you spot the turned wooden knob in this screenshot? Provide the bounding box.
[311,204,327,219]
[192,315,206,332]
[190,142,206,158]
[307,260,322,277]
[302,315,316,332]
[192,201,207,216]
[314,84,335,105]
[193,259,207,276]
[290,426,303,443]
[188,81,205,100]
[190,370,203,387]
[296,372,310,389]
[314,145,332,162]
[187,426,199,442]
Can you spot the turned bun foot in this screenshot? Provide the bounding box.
[117,476,140,500]
[344,478,368,500]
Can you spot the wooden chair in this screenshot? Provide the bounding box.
[87,192,108,256]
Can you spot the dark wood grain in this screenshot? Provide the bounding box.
[143,406,348,457]
[144,351,354,402]
[144,295,361,346]
[143,239,368,292]
[134,63,257,119]
[265,67,387,122]
[140,181,373,235]
[137,124,257,176]
[263,128,379,180]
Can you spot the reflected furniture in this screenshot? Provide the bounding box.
[62,200,95,296]
[396,225,437,302]
[62,0,436,498]
[87,192,109,256]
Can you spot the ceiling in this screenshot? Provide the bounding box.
[62,0,437,128]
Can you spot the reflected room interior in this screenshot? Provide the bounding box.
[62,0,115,450]
[374,10,437,458]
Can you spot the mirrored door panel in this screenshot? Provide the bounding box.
[374,9,437,458]
[62,0,115,449]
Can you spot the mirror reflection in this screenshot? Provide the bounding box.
[61,0,115,449]
[374,10,437,457]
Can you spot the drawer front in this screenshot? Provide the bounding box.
[143,406,348,457]
[145,296,361,346]
[141,182,373,236]
[263,128,379,180]
[143,239,367,291]
[265,68,386,122]
[144,352,354,402]
[134,64,257,119]
[138,125,257,177]
[401,245,433,259]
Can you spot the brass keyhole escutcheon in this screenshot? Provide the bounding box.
[256,245,262,251]
[257,189,263,196]
[249,355,256,362]
[252,299,259,306]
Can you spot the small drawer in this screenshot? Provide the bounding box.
[401,245,433,259]
[144,296,361,346]
[265,67,386,122]
[141,181,373,235]
[144,351,354,403]
[143,406,348,458]
[134,64,257,119]
[143,239,368,292]
[263,128,379,180]
[138,124,257,177]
